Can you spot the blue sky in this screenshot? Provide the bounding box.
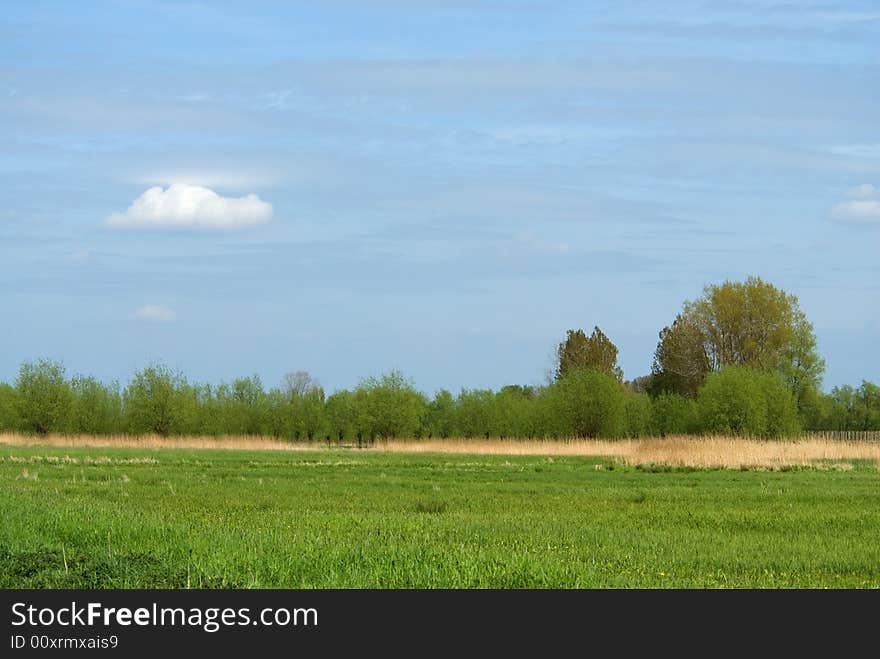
[2,0,879,394]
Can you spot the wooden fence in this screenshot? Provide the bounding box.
[802,430,880,442]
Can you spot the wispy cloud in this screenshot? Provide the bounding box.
[811,10,880,25]
[128,169,283,189]
[829,144,880,160]
[66,249,92,265]
[134,305,176,323]
[830,184,880,224]
[510,231,571,255]
[106,183,273,230]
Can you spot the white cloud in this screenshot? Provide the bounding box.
[107,183,273,230]
[831,184,880,224]
[135,305,176,323]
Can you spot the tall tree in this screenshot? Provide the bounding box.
[282,371,320,398]
[555,326,623,381]
[651,277,824,404]
[650,313,711,397]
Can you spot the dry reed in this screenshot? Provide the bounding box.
[1,432,877,470]
[0,432,314,452]
[375,436,880,469]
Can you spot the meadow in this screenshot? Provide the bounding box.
[1,434,879,588]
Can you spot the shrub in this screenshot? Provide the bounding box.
[697,366,800,437]
[355,371,426,439]
[68,376,123,434]
[123,364,187,436]
[15,359,72,434]
[454,389,495,438]
[0,383,22,431]
[552,369,627,438]
[624,392,653,438]
[651,393,699,436]
[325,390,356,443]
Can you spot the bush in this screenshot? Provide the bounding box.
[264,389,294,439]
[697,366,800,437]
[211,376,270,436]
[325,390,356,442]
[624,392,653,437]
[454,389,494,438]
[421,389,453,438]
[552,369,627,438]
[355,371,426,440]
[814,382,880,431]
[68,376,123,434]
[15,359,72,434]
[493,385,542,439]
[651,393,699,436]
[0,383,22,431]
[761,373,802,437]
[123,364,187,436]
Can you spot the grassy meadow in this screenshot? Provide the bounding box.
[1,435,879,588]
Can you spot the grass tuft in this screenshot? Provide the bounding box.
[413,500,448,514]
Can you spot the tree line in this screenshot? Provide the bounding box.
[1,277,877,440]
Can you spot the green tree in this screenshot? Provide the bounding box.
[214,376,268,435]
[351,387,375,443]
[859,381,880,430]
[16,359,72,434]
[652,277,824,404]
[650,313,711,397]
[529,385,565,438]
[625,375,653,394]
[493,385,538,438]
[325,390,356,443]
[0,383,22,431]
[819,381,880,430]
[454,389,495,438]
[553,368,627,438]
[777,314,826,417]
[123,363,186,436]
[697,367,767,436]
[264,389,295,438]
[555,326,623,381]
[425,389,456,438]
[295,386,326,441]
[356,371,426,440]
[280,373,324,441]
[68,375,123,434]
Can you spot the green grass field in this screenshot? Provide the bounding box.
[2,445,878,588]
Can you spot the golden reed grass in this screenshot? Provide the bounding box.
[375,436,880,469]
[1,432,878,470]
[0,432,312,452]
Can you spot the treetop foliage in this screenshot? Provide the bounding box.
[651,276,825,408]
[0,277,874,440]
[556,326,624,381]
